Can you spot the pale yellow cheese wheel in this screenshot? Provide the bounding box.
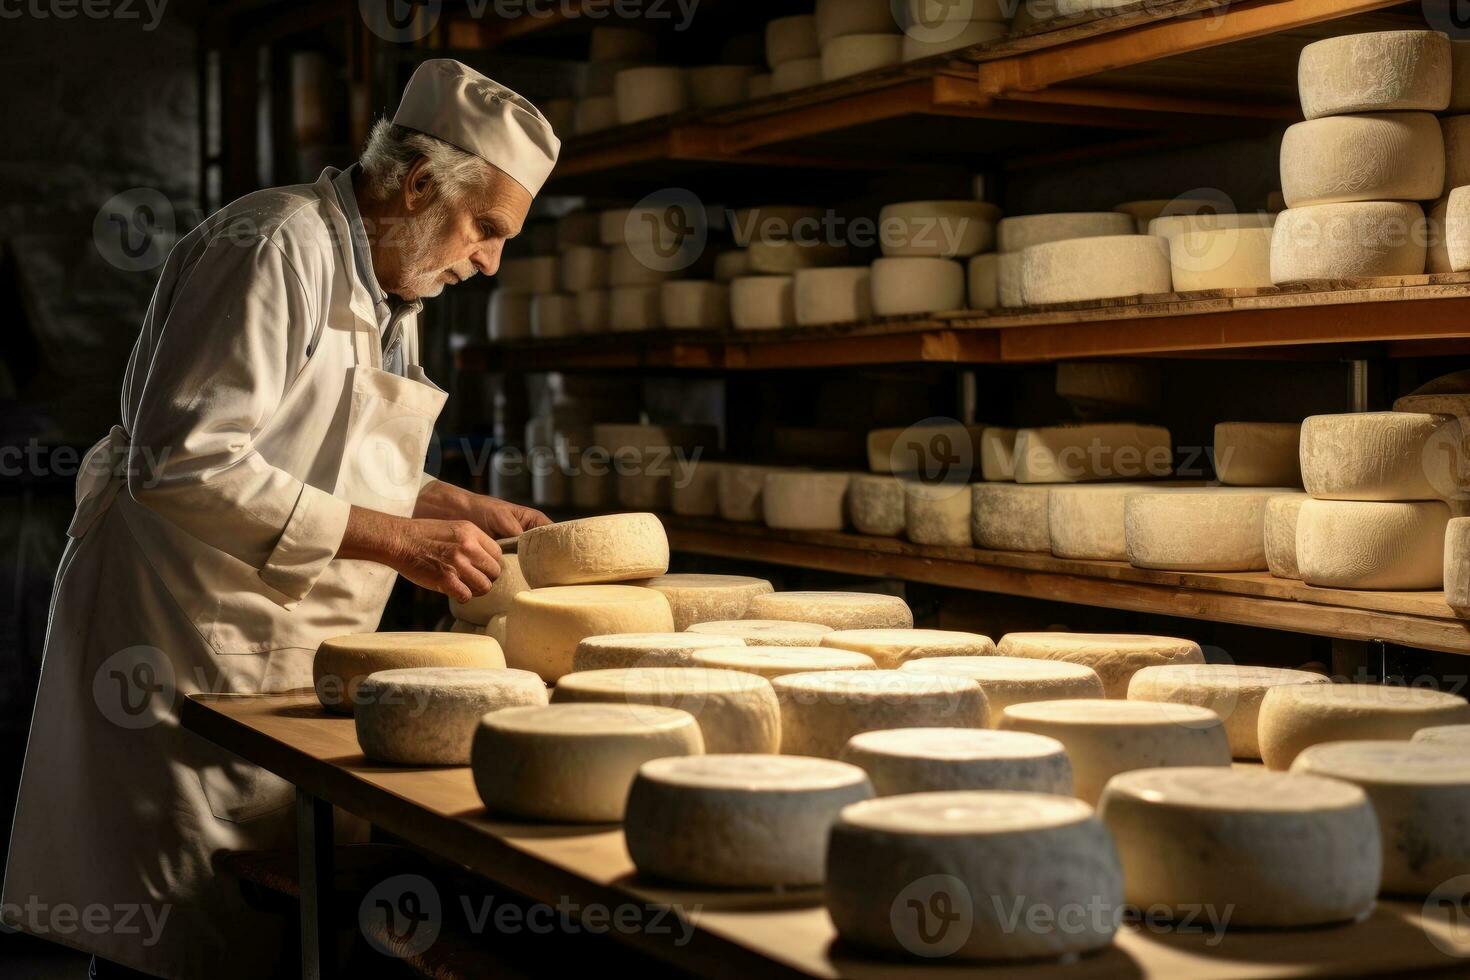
[313,632,506,715]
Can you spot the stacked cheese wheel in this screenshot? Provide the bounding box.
[894,0,1010,63]
[816,0,901,81]
[874,200,998,316]
[730,205,842,330]
[1271,31,1449,283]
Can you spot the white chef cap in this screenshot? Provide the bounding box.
[393,59,561,196]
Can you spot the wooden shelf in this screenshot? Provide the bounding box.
[658,515,1470,656]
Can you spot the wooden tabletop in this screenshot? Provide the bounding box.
[183,692,1470,979]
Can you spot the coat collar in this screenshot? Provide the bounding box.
[311,167,386,329]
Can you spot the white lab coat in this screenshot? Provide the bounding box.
[2,169,446,978]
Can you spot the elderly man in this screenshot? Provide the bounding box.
[2,61,558,978]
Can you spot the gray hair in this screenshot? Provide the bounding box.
[358,118,493,203]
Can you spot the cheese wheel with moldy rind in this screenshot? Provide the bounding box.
[504,585,674,684]
[1292,740,1470,895]
[762,471,850,530]
[353,667,549,765]
[997,632,1204,700]
[730,276,795,331]
[1125,489,1290,572]
[1214,421,1302,487]
[820,628,995,670]
[840,728,1073,796]
[870,257,965,317]
[972,483,1051,552]
[878,201,999,258]
[1127,663,1330,760]
[1167,227,1275,291]
[1280,112,1444,208]
[900,656,1105,726]
[980,427,1018,481]
[826,791,1124,962]
[774,670,988,758]
[1258,682,1470,770]
[659,281,729,330]
[997,211,1136,253]
[552,667,781,754]
[903,481,972,546]
[1098,767,1381,926]
[625,754,873,887]
[746,591,913,630]
[518,513,670,588]
[1047,483,1191,561]
[690,645,876,679]
[850,474,906,536]
[472,703,704,822]
[1300,412,1459,501]
[1265,492,1311,580]
[1448,518,1470,617]
[821,34,903,80]
[686,619,833,647]
[1000,699,1230,804]
[1296,499,1450,590]
[793,266,871,325]
[1013,423,1173,484]
[571,631,745,672]
[450,553,530,626]
[717,464,785,522]
[314,633,507,715]
[633,574,775,631]
[1021,235,1172,305]
[1270,202,1428,283]
[1297,30,1451,120]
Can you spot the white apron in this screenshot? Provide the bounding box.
[2,174,446,979]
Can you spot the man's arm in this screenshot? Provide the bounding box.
[338,505,502,603]
[414,478,552,538]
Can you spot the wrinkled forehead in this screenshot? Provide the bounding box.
[461,162,534,231]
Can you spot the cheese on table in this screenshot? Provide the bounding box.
[972,483,1051,552]
[997,632,1205,700]
[746,591,913,630]
[613,66,688,124]
[1296,499,1450,590]
[314,633,506,715]
[1215,422,1303,486]
[793,266,872,325]
[633,574,775,630]
[1448,518,1470,617]
[820,34,903,80]
[900,21,1008,61]
[1270,202,1428,283]
[625,755,873,887]
[1013,423,1173,484]
[980,427,1018,481]
[1000,699,1231,803]
[353,667,548,766]
[472,703,704,822]
[878,201,999,258]
[1280,112,1444,208]
[1166,227,1275,291]
[997,211,1136,253]
[1258,683,1470,770]
[717,463,783,522]
[730,276,796,331]
[1296,31,1451,120]
[820,628,996,669]
[840,728,1072,796]
[850,474,906,536]
[686,619,833,646]
[571,632,745,672]
[762,471,851,530]
[659,281,730,330]
[815,0,897,44]
[870,257,966,316]
[504,586,674,684]
[766,15,819,66]
[967,252,999,308]
[690,645,876,679]
[518,513,670,588]
[773,670,988,758]
[1127,663,1330,759]
[1098,767,1380,926]
[552,667,781,753]
[826,791,1123,961]
[1125,489,1286,572]
[449,553,530,626]
[1047,483,1176,561]
[1021,235,1172,305]
[1292,740,1470,895]
[900,656,1106,725]
[487,291,532,342]
[1300,412,1457,501]
[1265,492,1311,579]
[1415,724,1470,747]
[687,65,756,109]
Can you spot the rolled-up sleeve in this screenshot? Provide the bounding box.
[127,235,349,604]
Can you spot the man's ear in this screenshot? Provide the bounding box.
[401,156,437,214]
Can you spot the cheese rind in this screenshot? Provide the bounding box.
[763,471,851,530]
[900,656,1105,726]
[746,591,914,630]
[518,513,670,588]
[766,15,819,66]
[1147,211,1275,245]
[771,57,823,93]
[850,475,906,537]
[1215,422,1303,486]
[997,212,1136,253]
[487,291,532,342]
[608,285,661,332]
[820,628,996,670]
[997,251,1024,307]
[1047,483,1175,561]
[1296,499,1451,590]
[1265,492,1311,580]
[1115,197,1226,233]
[625,755,873,887]
[815,0,897,44]
[669,459,723,517]
[867,424,984,476]
[1297,31,1451,120]
[1280,112,1444,208]
[1414,724,1470,747]
[879,201,999,258]
[794,266,872,325]
[717,464,782,522]
[614,66,688,124]
[840,728,1073,795]
[979,427,1018,482]
[314,633,507,715]
[870,257,965,316]
[571,631,745,672]
[1125,489,1284,572]
[904,481,972,546]
[353,667,548,765]
[730,276,796,331]
[691,646,876,679]
[1098,767,1381,926]
[1300,412,1458,501]
[552,667,781,753]
[997,632,1205,700]
[504,586,675,683]
[686,619,833,647]
[1013,424,1173,484]
[450,553,530,625]
[1258,683,1470,770]
[1427,187,1470,273]
[1447,518,1470,617]
[773,670,988,758]
[659,281,730,330]
[1021,235,1172,305]
[1270,202,1427,283]
[633,574,775,630]
[471,703,704,822]
[967,252,999,309]
[972,483,1051,552]
[1127,663,1330,759]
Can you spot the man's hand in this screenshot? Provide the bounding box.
[415,478,552,539]
[339,506,502,603]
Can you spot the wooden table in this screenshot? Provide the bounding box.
[183,692,1470,979]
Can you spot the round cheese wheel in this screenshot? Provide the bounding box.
[827,791,1123,961]
[690,645,876,679]
[448,553,530,626]
[766,15,818,66]
[487,290,532,342]
[589,25,657,62]
[497,256,558,294]
[625,755,873,887]
[686,619,833,646]
[900,21,1007,61]
[450,620,482,636]
[571,631,745,672]
[634,574,775,630]
[574,95,619,135]
[659,280,729,330]
[573,289,610,333]
[730,276,796,331]
[870,257,965,316]
[1001,699,1230,804]
[815,0,897,44]
[669,459,723,517]
[1012,423,1174,484]
[821,34,903,80]
[717,463,783,521]
[840,728,1073,796]
[904,481,972,545]
[1300,411,1457,501]
[997,632,1205,700]
[529,294,579,339]
[966,252,999,308]
[1127,663,1330,759]
[614,67,688,125]
[1443,116,1470,190]
[866,423,984,475]
[1427,187,1470,273]
[997,251,1025,307]
[973,483,1051,552]
[518,513,670,588]
[998,212,1135,253]
[774,670,988,758]
[556,211,601,249]
[1145,211,1275,244]
[794,266,872,325]
[899,656,1106,725]
[979,428,1018,481]
[1259,683,1470,770]
[608,243,674,286]
[1297,499,1450,590]
[1281,112,1444,208]
[560,245,609,292]
[472,703,704,822]
[1099,767,1380,926]
[1449,517,1470,617]
[1297,30,1451,120]
[771,57,823,93]
[747,591,913,630]
[1214,421,1302,486]
[353,667,548,765]
[314,633,506,715]
[688,65,757,109]
[762,471,851,530]
[1047,483,1182,561]
[1415,724,1470,747]
[1270,202,1427,283]
[879,201,999,258]
[850,474,906,537]
[553,667,781,754]
[747,238,847,274]
[485,614,507,647]
[607,285,661,332]
[821,628,995,669]
[504,586,674,683]
[1292,740,1470,894]
[1264,492,1311,580]
[1169,226,1275,291]
[1021,235,1171,305]
[1125,489,1286,572]
[1114,197,1227,232]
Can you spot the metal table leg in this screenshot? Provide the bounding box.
[297,789,335,980]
